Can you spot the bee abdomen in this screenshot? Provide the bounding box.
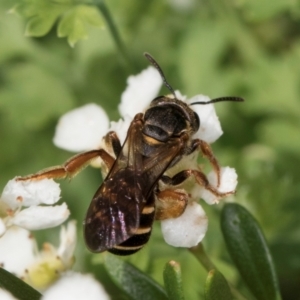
[108,204,155,256]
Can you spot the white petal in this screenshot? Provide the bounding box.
[0,219,6,237]
[200,167,238,204]
[57,221,77,267]
[119,66,163,118]
[0,226,36,277]
[42,272,110,300]
[11,203,70,230]
[53,103,109,152]
[161,202,208,248]
[108,115,132,145]
[188,95,223,143]
[90,115,132,169]
[1,178,61,210]
[174,90,187,101]
[0,288,18,300]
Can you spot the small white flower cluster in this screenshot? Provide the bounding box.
[51,66,238,248]
[0,178,68,235]
[0,221,110,299]
[1,271,110,300]
[0,175,109,298]
[0,222,76,286]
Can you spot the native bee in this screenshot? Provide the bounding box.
[17,53,243,255]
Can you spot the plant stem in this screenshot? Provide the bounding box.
[94,0,132,69]
[189,243,216,272]
[189,244,248,300]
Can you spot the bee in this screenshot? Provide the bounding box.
[17,53,243,255]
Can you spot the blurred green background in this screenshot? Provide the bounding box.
[1,0,300,299]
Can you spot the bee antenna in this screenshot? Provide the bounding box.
[190,96,244,106]
[144,52,177,99]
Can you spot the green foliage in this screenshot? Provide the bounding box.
[14,0,103,46]
[0,0,299,299]
[104,254,168,300]
[205,269,232,300]
[221,204,281,300]
[57,5,104,47]
[163,261,185,300]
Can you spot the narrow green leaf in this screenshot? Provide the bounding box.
[221,203,281,300]
[163,260,185,300]
[205,269,232,300]
[104,254,168,300]
[0,268,41,300]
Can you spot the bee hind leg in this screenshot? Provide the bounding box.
[155,189,189,220]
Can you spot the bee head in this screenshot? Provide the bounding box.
[143,53,244,141]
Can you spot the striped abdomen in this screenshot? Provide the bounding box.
[108,196,155,255]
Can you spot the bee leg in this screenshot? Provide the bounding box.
[17,149,115,181]
[104,131,122,157]
[161,170,234,198]
[155,189,189,220]
[187,139,221,187]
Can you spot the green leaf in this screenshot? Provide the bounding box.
[163,260,185,300]
[221,203,281,300]
[15,0,73,36]
[204,269,232,300]
[0,267,41,300]
[58,5,104,47]
[104,254,168,300]
[14,0,103,45]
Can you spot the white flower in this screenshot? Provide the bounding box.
[42,272,110,300]
[0,226,36,276]
[119,66,163,118]
[51,65,238,249]
[107,115,133,146]
[160,167,238,248]
[161,202,208,247]
[187,95,223,143]
[53,103,109,152]
[0,178,69,236]
[199,167,238,205]
[1,177,61,209]
[0,221,77,291]
[0,289,18,300]
[0,221,109,299]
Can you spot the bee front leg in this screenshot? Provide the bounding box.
[155,189,189,220]
[104,131,122,157]
[187,139,221,187]
[17,149,115,182]
[161,169,234,199]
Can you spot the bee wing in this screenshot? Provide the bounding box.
[141,137,185,187]
[84,168,146,252]
[84,116,147,253]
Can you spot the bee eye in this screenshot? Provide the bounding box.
[193,112,200,131]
